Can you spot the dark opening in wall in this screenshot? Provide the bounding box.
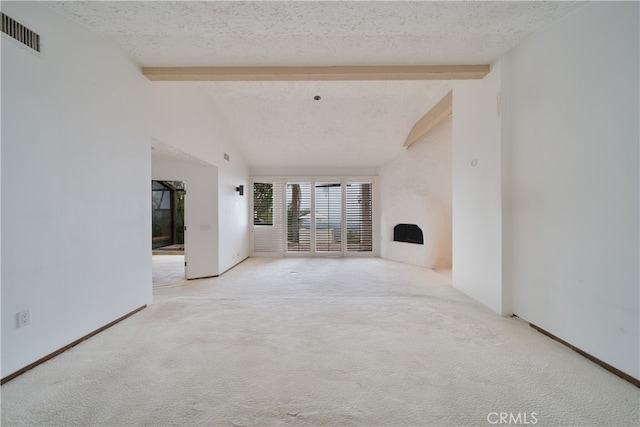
[393,224,423,245]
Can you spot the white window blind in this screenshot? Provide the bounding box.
[286,182,311,253]
[252,181,284,254]
[346,182,373,252]
[252,177,375,256]
[315,182,342,253]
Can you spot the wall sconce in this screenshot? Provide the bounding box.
[236,185,244,196]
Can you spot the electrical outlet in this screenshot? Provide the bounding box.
[17,309,30,328]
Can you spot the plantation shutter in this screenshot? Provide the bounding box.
[286,182,312,253]
[346,182,373,252]
[252,177,375,256]
[315,182,342,253]
[252,181,284,254]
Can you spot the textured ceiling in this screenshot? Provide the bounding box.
[46,1,585,170]
[201,80,452,170]
[46,1,584,67]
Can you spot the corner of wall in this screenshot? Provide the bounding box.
[451,59,503,315]
[378,117,452,269]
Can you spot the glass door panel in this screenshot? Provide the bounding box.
[286,182,311,253]
[346,182,373,252]
[315,182,342,253]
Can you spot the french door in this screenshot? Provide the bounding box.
[313,182,342,253]
[252,178,374,256]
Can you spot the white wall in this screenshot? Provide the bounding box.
[379,118,452,269]
[504,2,639,379]
[152,157,219,279]
[1,2,151,377]
[218,154,250,273]
[148,83,250,274]
[452,60,504,315]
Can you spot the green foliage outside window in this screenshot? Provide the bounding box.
[253,183,273,225]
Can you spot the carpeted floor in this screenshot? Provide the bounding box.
[1,257,638,426]
[152,254,187,287]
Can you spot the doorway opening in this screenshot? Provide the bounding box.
[152,180,186,254]
[152,180,187,287]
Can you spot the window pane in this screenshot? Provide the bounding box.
[152,181,167,190]
[253,182,273,226]
[151,180,185,249]
[346,182,373,252]
[287,182,311,252]
[253,182,284,254]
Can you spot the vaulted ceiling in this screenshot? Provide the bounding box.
[47,1,585,171]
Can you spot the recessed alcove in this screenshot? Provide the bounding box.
[393,224,424,245]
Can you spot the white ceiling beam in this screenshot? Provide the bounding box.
[142,65,489,81]
[404,90,452,148]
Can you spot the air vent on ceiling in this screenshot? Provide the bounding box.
[1,12,40,52]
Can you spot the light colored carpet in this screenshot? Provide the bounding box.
[152,254,186,287]
[2,257,638,426]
